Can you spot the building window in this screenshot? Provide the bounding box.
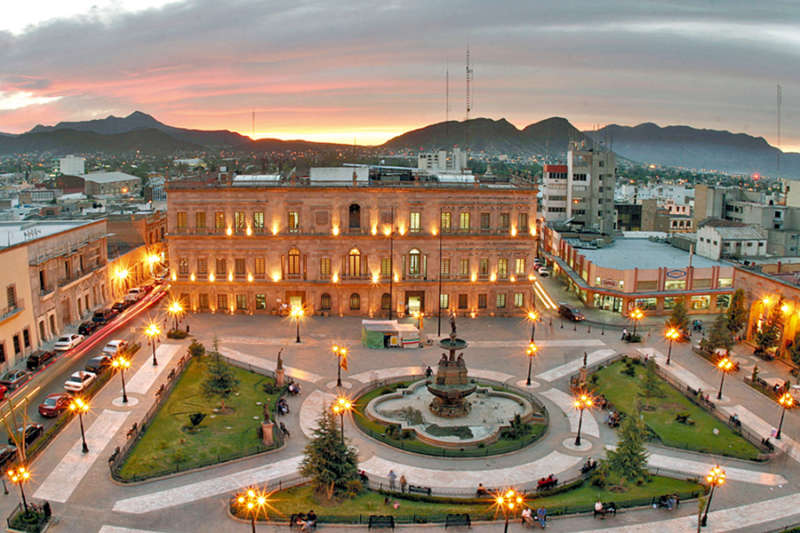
[459,212,470,231]
[664,280,686,291]
[460,258,470,277]
[321,293,332,310]
[255,258,265,276]
[236,294,247,310]
[215,211,225,230]
[288,211,299,232]
[381,293,391,310]
[480,213,490,231]
[515,258,526,275]
[349,204,360,230]
[253,212,264,231]
[199,294,209,310]
[496,293,506,308]
[441,212,451,232]
[479,258,489,277]
[176,212,187,230]
[13,335,21,355]
[478,294,487,309]
[716,294,731,309]
[497,258,508,278]
[0,342,5,363]
[197,258,207,275]
[217,294,228,311]
[440,258,450,277]
[440,294,449,309]
[179,258,189,276]
[22,329,30,348]
[348,248,361,277]
[235,258,246,277]
[381,257,391,277]
[518,213,528,231]
[216,258,227,276]
[513,292,524,308]
[6,285,16,308]
[718,278,733,288]
[255,294,266,310]
[349,293,361,310]
[288,249,301,276]
[195,212,206,230]
[691,295,710,310]
[409,212,421,233]
[320,257,331,278]
[408,249,421,275]
[663,297,677,310]
[458,294,468,309]
[234,211,246,231]
[635,298,657,310]
[499,213,510,230]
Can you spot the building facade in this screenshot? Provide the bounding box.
[0,245,38,368]
[166,176,538,318]
[696,220,767,260]
[417,149,468,173]
[58,155,85,176]
[83,172,142,196]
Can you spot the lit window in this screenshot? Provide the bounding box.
[409,249,421,275]
[288,249,301,276]
[409,212,421,232]
[513,292,524,308]
[288,211,299,231]
[459,212,470,231]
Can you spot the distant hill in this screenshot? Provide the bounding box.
[0,128,202,155]
[585,123,800,177]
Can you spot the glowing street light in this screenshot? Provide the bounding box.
[235,487,268,533]
[700,465,726,527]
[412,310,424,330]
[525,343,538,386]
[331,396,353,444]
[572,392,594,446]
[665,327,680,365]
[494,488,524,533]
[112,355,131,403]
[290,306,304,343]
[630,308,644,338]
[168,300,184,330]
[145,322,161,366]
[716,357,734,400]
[777,392,794,439]
[7,466,31,514]
[332,345,348,387]
[69,397,90,453]
[527,310,539,343]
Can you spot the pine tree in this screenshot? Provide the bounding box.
[755,296,783,355]
[666,298,689,336]
[606,410,649,486]
[706,314,734,354]
[641,358,662,401]
[300,409,360,499]
[202,340,239,409]
[789,331,800,365]
[725,289,747,335]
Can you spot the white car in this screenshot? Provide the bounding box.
[102,339,128,356]
[125,288,144,302]
[63,370,96,392]
[537,268,551,278]
[53,334,85,351]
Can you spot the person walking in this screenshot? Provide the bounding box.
[388,469,397,491]
[399,474,407,493]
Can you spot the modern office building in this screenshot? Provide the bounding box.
[417,148,468,173]
[166,170,538,318]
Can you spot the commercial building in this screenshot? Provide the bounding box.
[166,170,537,318]
[82,172,141,196]
[417,148,468,173]
[58,155,85,176]
[542,143,616,234]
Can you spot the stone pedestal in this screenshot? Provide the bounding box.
[579,367,587,387]
[261,422,275,446]
[276,368,285,387]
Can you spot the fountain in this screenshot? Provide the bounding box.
[426,314,476,417]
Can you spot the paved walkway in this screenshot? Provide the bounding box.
[219,345,324,383]
[537,348,616,382]
[299,389,336,438]
[540,388,600,438]
[125,343,182,394]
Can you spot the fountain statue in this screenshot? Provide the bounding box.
[426,313,476,417]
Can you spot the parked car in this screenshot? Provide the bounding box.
[141,282,155,293]
[78,321,99,336]
[53,333,84,351]
[125,287,144,302]
[537,268,550,278]
[558,303,585,322]
[38,393,72,418]
[111,301,130,313]
[92,309,115,324]
[102,339,128,356]
[0,384,7,401]
[64,370,96,392]
[0,369,28,390]
[26,350,56,370]
[8,424,44,447]
[0,446,17,469]
[85,355,113,374]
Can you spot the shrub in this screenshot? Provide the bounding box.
[262,382,280,395]
[188,341,205,357]
[167,328,188,339]
[189,412,206,427]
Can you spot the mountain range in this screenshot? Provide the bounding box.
[1,111,798,177]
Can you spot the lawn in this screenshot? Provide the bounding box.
[237,476,702,523]
[117,357,282,481]
[591,359,761,460]
[352,381,547,457]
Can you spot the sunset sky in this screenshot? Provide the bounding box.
[1,0,798,150]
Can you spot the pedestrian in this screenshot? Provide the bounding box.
[388,469,397,491]
[279,421,290,438]
[621,328,628,341]
[399,474,407,493]
[536,507,547,528]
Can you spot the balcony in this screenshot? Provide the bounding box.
[0,299,24,324]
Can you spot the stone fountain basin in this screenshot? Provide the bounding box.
[365,380,538,448]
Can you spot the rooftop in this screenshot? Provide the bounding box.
[713,226,765,240]
[578,237,727,270]
[81,171,140,184]
[0,220,100,249]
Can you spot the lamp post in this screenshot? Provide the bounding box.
[115,268,129,298]
[290,306,304,343]
[665,327,680,365]
[331,397,352,444]
[573,392,594,446]
[437,207,443,336]
[112,355,131,403]
[235,487,267,533]
[630,307,644,338]
[716,357,734,400]
[527,310,538,343]
[776,392,794,439]
[526,342,538,386]
[495,488,524,533]
[700,465,726,527]
[7,466,31,514]
[145,322,160,366]
[168,300,183,330]
[332,345,348,387]
[69,397,90,453]
[412,311,424,331]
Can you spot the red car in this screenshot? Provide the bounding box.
[0,384,7,401]
[38,393,71,418]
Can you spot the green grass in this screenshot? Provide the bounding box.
[592,359,761,460]
[236,476,702,523]
[117,357,281,481]
[352,381,546,457]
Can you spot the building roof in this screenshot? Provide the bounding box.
[698,217,746,228]
[0,220,100,249]
[579,237,727,270]
[81,171,140,184]
[712,225,766,241]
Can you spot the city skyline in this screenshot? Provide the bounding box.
[1,0,798,150]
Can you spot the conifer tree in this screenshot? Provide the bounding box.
[300,409,360,499]
[667,298,689,336]
[606,410,649,485]
[725,289,747,335]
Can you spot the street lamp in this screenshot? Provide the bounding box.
[630,307,644,338]
[332,345,348,387]
[69,397,90,454]
[573,391,594,446]
[494,488,524,533]
[776,392,794,439]
[525,343,538,386]
[331,396,352,444]
[112,355,131,403]
[145,322,160,366]
[7,466,31,514]
[412,311,424,330]
[700,465,726,527]
[168,300,183,330]
[716,357,734,400]
[665,327,680,365]
[527,310,538,343]
[290,306,304,343]
[235,487,268,533]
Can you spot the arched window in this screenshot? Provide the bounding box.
[321,293,332,310]
[288,248,300,276]
[381,293,391,310]
[349,204,361,230]
[350,293,361,310]
[348,248,361,277]
[408,248,421,275]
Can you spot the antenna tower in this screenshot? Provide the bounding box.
[465,46,473,153]
[777,84,782,173]
[446,64,450,145]
[251,110,255,139]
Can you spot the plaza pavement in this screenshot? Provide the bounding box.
[12,310,800,533]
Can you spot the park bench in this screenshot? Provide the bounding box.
[445,513,471,528]
[407,484,432,496]
[368,515,395,529]
[289,514,316,529]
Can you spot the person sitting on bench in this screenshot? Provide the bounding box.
[521,507,534,527]
[594,499,605,518]
[476,483,489,497]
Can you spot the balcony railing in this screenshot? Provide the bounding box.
[0,300,23,323]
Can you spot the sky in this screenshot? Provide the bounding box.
[0,0,799,149]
